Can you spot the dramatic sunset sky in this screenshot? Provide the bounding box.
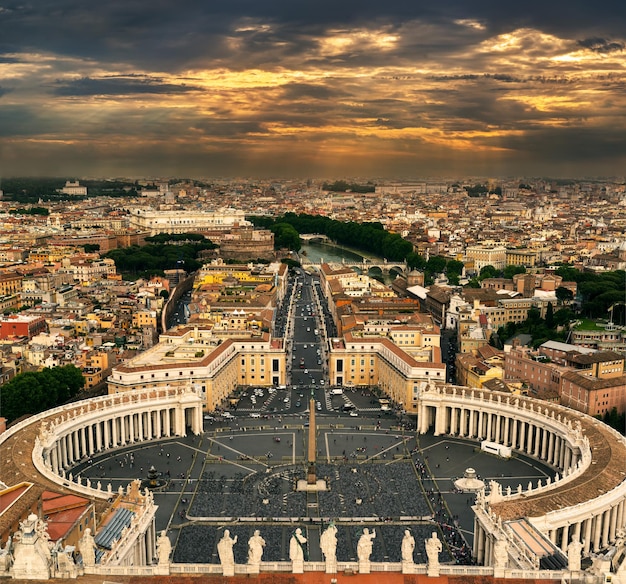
[1,1,626,179]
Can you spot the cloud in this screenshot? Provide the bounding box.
[52,76,203,97]
[577,37,625,53]
[2,0,626,177]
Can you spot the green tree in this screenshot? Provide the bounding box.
[545,302,554,329]
[478,265,499,280]
[555,286,574,304]
[0,365,85,423]
[503,265,526,279]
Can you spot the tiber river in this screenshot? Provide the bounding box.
[298,241,395,284]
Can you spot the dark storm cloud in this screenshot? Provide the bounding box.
[2,0,626,177]
[1,0,624,71]
[53,76,203,97]
[577,37,625,53]
[280,83,344,101]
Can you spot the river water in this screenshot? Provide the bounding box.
[298,241,367,264]
[298,242,394,284]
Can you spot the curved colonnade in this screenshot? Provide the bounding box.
[417,383,626,567]
[34,387,204,500]
[0,386,203,545]
[2,382,626,575]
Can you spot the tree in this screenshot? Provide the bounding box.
[478,265,498,281]
[0,365,85,423]
[425,256,447,275]
[503,265,526,280]
[555,286,574,305]
[545,302,554,329]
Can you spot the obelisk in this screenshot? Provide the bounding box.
[307,390,317,485]
[297,386,327,491]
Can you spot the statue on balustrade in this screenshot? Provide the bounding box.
[247,530,265,566]
[156,530,172,565]
[401,529,415,563]
[217,529,237,576]
[78,528,96,568]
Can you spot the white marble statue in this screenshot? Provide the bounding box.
[320,524,338,572]
[217,529,237,576]
[78,527,96,568]
[0,536,13,574]
[247,530,265,566]
[426,531,442,577]
[568,539,584,572]
[357,527,376,562]
[401,529,415,563]
[320,524,338,563]
[289,528,307,562]
[156,530,172,565]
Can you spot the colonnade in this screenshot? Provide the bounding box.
[45,406,195,473]
[433,404,579,471]
[415,385,626,566]
[36,387,203,484]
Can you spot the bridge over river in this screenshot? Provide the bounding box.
[300,257,408,275]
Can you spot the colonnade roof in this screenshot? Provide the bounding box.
[0,410,111,541]
[491,409,626,521]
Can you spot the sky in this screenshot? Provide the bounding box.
[1,1,626,180]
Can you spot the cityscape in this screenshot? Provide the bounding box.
[0,176,625,584]
[1,0,626,582]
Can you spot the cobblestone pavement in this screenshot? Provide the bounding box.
[73,412,552,565]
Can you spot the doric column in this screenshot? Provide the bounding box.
[129,414,135,443]
[164,408,171,436]
[450,407,457,435]
[88,424,95,455]
[155,409,162,438]
[469,409,477,437]
[561,524,569,552]
[50,445,59,474]
[510,418,518,449]
[503,416,510,446]
[138,412,144,442]
[593,514,602,551]
[584,518,593,555]
[547,431,555,465]
[486,412,493,442]
[104,418,111,448]
[617,501,625,536]
[533,426,541,458]
[66,433,74,464]
[602,508,611,549]
[519,420,526,453]
[526,422,534,454]
[495,415,502,443]
[80,427,87,458]
[541,428,548,460]
[74,430,80,461]
[564,447,572,471]
[609,505,619,543]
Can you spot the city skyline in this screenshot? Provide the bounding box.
[1,1,626,179]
